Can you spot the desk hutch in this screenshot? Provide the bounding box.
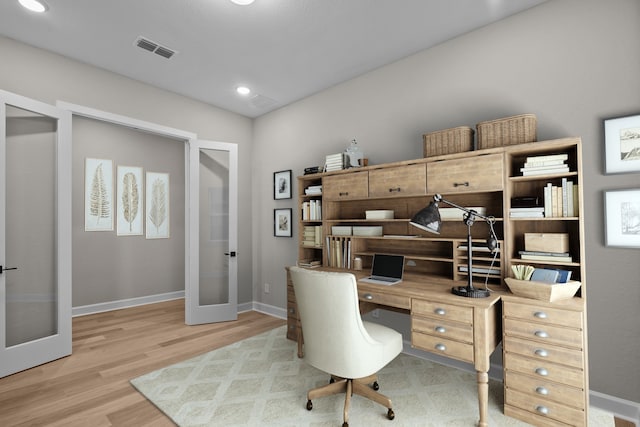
[287,137,587,426]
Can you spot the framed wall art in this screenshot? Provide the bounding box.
[274,169,292,200]
[85,158,114,231]
[274,208,292,237]
[604,114,640,174]
[146,172,170,239]
[116,166,144,236]
[604,189,640,248]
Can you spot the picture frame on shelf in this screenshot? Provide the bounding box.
[274,169,292,200]
[274,208,292,237]
[604,114,640,174]
[604,189,640,248]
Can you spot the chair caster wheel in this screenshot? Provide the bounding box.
[372,381,379,391]
[306,400,313,410]
[387,408,395,420]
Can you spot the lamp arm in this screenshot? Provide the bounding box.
[434,193,496,225]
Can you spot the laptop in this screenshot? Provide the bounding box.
[359,254,405,285]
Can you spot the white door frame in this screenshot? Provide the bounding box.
[185,140,238,325]
[0,90,72,377]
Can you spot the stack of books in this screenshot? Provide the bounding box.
[304,185,322,195]
[298,259,321,268]
[519,250,572,263]
[302,225,323,247]
[520,153,569,176]
[530,267,573,283]
[302,199,322,220]
[510,206,544,218]
[543,178,579,217]
[325,153,348,172]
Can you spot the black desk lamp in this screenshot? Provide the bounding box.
[410,194,498,298]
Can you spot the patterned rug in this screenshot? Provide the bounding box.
[131,326,614,426]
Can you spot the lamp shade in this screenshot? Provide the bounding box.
[410,201,441,234]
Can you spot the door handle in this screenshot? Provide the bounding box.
[224,252,237,257]
[0,266,18,274]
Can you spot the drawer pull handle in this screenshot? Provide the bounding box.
[534,311,548,319]
[289,308,295,314]
[536,406,549,415]
[535,349,548,357]
[339,191,349,196]
[364,293,373,300]
[535,367,549,376]
[435,344,446,352]
[435,326,446,334]
[536,386,549,396]
[435,308,446,316]
[453,182,469,187]
[388,187,401,192]
[535,330,549,338]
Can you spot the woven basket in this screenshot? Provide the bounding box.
[423,126,474,157]
[476,114,537,149]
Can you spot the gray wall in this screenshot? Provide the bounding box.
[0,35,255,306]
[252,0,640,404]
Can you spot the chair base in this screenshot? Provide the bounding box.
[306,374,395,426]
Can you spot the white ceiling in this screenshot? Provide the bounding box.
[0,0,547,118]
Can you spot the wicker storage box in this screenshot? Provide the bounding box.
[504,278,581,302]
[476,114,537,149]
[423,126,474,157]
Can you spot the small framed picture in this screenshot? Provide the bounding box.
[274,169,292,200]
[604,114,640,174]
[604,189,640,248]
[274,208,292,237]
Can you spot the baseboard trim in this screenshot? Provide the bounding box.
[72,291,185,317]
[248,301,287,319]
[590,390,640,426]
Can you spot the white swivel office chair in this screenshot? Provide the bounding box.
[289,266,403,427]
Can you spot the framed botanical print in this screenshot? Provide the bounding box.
[85,158,114,231]
[274,169,292,200]
[604,189,640,248]
[604,114,640,174]
[274,208,292,237]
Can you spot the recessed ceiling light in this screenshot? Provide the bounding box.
[18,0,48,13]
[230,0,255,5]
[236,86,251,96]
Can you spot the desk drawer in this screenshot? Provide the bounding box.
[504,352,585,389]
[504,318,583,349]
[412,332,474,364]
[505,370,585,409]
[323,171,368,200]
[412,316,473,344]
[504,335,583,369]
[427,153,503,194]
[368,164,426,198]
[412,299,472,325]
[506,388,586,426]
[358,290,411,310]
[504,301,583,329]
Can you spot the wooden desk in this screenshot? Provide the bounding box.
[286,268,502,427]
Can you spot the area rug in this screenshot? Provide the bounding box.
[131,326,614,426]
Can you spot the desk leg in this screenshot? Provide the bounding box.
[476,370,489,427]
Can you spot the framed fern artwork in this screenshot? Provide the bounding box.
[146,172,170,239]
[116,166,144,236]
[85,158,114,231]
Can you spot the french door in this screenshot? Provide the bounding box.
[186,140,238,325]
[0,90,72,377]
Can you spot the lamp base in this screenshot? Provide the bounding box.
[451,286,491,298]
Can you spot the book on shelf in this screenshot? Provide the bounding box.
[301,199,322,220]
[543,180,577,217]
[458,265,501,275]
[519,250,570,257]
[525,153,569,163]
[521,253,572,263]
[302,225,323,247]
[529,267,572,283]
[325,153,348,172]
[298,259,322,268]
[509,206,544,218]
[521,165,570,176]
[326,236,351,268]
[304,185,322,195]
[457,243,500,252]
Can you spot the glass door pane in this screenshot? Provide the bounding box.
[5,106,57,347]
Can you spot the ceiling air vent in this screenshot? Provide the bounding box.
[134,36,177,59]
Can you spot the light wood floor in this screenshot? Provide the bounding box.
[0,299,285,427]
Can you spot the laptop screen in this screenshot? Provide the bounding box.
[370,254,405,280]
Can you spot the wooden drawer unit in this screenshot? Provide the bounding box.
[503,297,588,426]
[358,289,411,310]
[323,171,368,200]
[368,163,426,198]
[427,153,503,194]
[411,298,474,363]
